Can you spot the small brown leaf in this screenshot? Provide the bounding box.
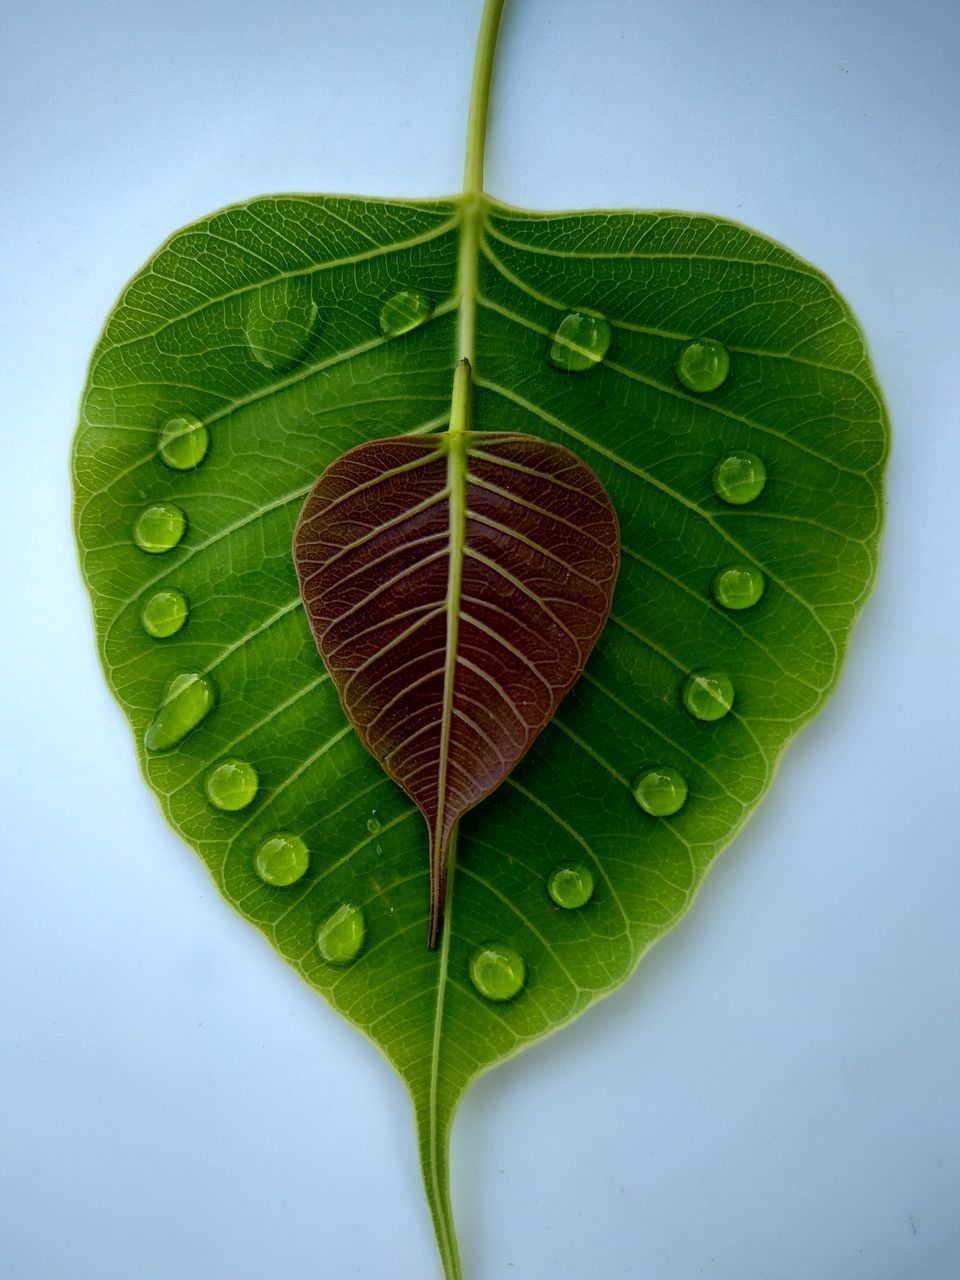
[293,424,620,946]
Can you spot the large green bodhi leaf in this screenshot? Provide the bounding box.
[72,2,887,1274]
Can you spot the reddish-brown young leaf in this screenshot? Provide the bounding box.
[293,425,620,947]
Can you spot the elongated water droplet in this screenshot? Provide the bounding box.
[132,503,186,554]
[548,313,611,372]
[205,758,259,811]
[682,670,735,722]
[366,811,381,836]
[316,903,366,964]
[469,944,526,1002]
[711,451,767,505]
[144,672,215,751]
[712,563,765,611]
[547,863,595,910]
[254,833,309,886]
[244,276,318,370]
[140,588,189,638]
[379,290,433,336]
[632,766,688,817]
[157,414,209,470]
[676,338,730,392]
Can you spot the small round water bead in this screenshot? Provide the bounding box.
[547,863,595,910]
[682,670,736,722]
[157,414,209,470]
[711,451,767,505]
[254,833,309,886]
[712,563,765,611]
[132,503,186,554]
[632,766,688,817]
[469,944,526,1002]
[140,588,189,638]
[379,290,434,336]
[548,313,612,372]
[144,672,216,752]
[316,903,366,964]
[205,759,259,811]
[676,338,730,392]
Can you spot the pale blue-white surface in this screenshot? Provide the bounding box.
[1,1,958,1276]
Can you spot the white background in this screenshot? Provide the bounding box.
[2,1,958,1276]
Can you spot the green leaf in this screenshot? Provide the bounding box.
[71,4,887,1275]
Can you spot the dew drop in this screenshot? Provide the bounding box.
[140,588,189,638]
[132,503,186,554]
[682,670,735,722]
[244,276,318,370]
[205,758,259,811]
[379,290,433,336]
[711,451,767,505]
[632,766,688,817]
[254,832,309,886]
[548,313,611,372]
[316,903,366,965]
[144,672,215,752]
[157,414,209,471]
[366,811,381,836]
[547,863,595,910]
[676,337,730,392]
[711,563,765,611]
[469,944,526,1002]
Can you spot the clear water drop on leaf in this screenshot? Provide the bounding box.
[547,863,595,910]
[379,290,434,336]
[711,451,767,505]
[711,563,765,610]
[244,276,319,370]
[366,810,381,835]
[157,414,209,470]
[548,312,611,372]
[469,944,526,1002]
[632,766,688,816]
[140,588,189,638]
[682,670,736,722]
[676,337,730,392]
[316,903,366,965]
[132,503,186,554]
[144,672,216,751]
[205,759,259,811]
[254,833,310,886]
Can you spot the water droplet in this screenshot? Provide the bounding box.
[316,903,366,964]
[140,588,189,638]
[379,290,433,336]
[469,944,526,1002]
[244,276,318,370]
[548,312,611,372]
[254,832,309,886]
[157,414,209,470]
[711,451,767,505]
[712,563,765,611]
[682,670,735,722]
[366,811,381,836]
[632,766,688,817]
[132,503,186,554]
[144,672,215,751]
[676,337,730,392]
[547,863,595,910]
[205,758,259,811]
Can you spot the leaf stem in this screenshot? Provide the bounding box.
[463,0,507,197]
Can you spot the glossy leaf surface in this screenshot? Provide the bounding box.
[73,193,887,1276]
[293,428,620,946]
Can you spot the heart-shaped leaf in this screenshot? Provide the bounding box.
[71,2,887,1274]
[293,418,620,946]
